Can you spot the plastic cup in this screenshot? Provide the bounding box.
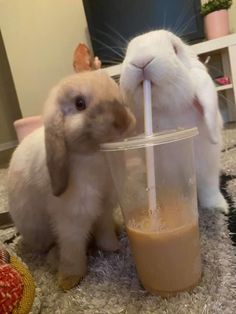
[101,127,201,297]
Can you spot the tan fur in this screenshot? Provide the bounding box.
[8,70,135,290]
[45,110,69,196]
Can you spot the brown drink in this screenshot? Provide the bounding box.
[101,127,201,296]
[126,209,202,297]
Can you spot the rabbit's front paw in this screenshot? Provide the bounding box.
[96,233,120,252]
[199,191,229,214]
[58,273,84,291]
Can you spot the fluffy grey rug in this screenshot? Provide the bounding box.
[0,125,236,314]
[0,167,8,214]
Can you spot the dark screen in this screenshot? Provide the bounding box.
[83,0,204,65]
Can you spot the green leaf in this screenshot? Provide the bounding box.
[200,0,232,16]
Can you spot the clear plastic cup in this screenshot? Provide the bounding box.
[101,127,201,297]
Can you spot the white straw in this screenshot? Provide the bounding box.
[143,80,157,215]
[143,80,154,136]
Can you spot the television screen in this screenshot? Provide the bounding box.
[83,0,204,66]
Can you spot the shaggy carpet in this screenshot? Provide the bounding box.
[0,124,236,314]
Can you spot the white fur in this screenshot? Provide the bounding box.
[120,30,228,213]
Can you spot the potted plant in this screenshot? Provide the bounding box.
[200,0,232,40]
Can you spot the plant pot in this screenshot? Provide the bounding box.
[14,116,43,143]
[204,9,230,40]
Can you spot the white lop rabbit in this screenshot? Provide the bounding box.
[120,29,228,213]
[8,70,135,290]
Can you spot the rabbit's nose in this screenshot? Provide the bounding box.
[131,56,155,70]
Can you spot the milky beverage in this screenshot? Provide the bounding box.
[126,206,202,297]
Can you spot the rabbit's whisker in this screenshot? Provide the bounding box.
[173,0,195,36]
[162,11,168,30]
[95,28,126,52]
[175,13,197,38]
[92,37,125,59]
[104,23,128,45]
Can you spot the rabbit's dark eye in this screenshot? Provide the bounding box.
[75,96,86,111]
[173,45,178,54]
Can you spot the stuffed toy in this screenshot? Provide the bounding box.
[0,248,36,314]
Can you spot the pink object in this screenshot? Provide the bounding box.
[204,10,230,40]
[215,76,230,85]
[14,116,43,143]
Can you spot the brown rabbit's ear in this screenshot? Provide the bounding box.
[73,43,92,72]
[73,42,102,72]
[44,110,69,196]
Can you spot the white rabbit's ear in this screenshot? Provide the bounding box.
[193,69,220,144]
[44,109,69,196]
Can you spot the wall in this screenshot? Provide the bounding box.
[0,30,21,148]
[0,0,89,117]
[0,1,236,118]
[229,1,236,33]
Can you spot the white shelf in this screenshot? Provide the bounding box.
[216,84,233,92]
[104,64,121,77]
[192,34,236,55]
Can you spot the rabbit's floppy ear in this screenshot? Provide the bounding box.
[44,105,69,196]
[192,68,220,144]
